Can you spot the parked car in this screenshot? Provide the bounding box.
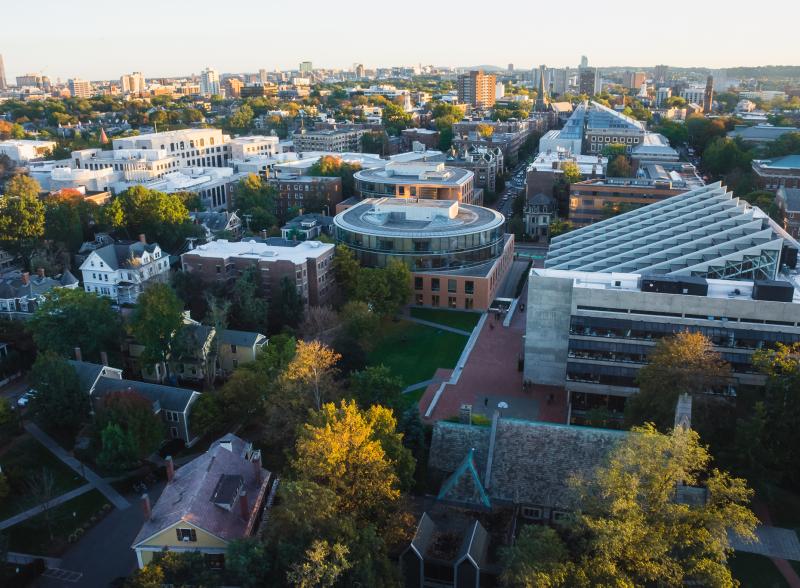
[17,388,37,407]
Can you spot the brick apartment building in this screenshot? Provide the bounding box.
[457,70,497,109]
[266,175,343,218]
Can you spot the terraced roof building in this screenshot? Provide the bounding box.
[525,182,800,423]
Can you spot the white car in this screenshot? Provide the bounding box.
[17,388,37,407]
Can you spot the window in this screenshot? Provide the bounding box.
[521,506,542,520]
[176,528,197,542]
[232,359,239,368]
[431,278,440,292]
[230,344,237,354]
[415,294,424,305]
[414,277,423,290]
[448,296,457,308]
[432,295,440,307]
[552,511,570,523]
[448,279,457,293]
[465,298,474,310]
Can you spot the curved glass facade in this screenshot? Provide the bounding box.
[335,225,506,271]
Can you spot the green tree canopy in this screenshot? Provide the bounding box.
[129,283,185,380]
[234,174,277,231]
[29,352,88,433]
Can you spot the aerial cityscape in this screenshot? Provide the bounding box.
[1,6,800,587]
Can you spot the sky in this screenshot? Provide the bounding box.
[2,0,798,81]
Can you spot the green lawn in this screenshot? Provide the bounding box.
[409,308,482,332]
[0,435,86,520]
[398,388,425,412]
[368,320,468,387]
[729,552,788,588]
[6,489,110,556]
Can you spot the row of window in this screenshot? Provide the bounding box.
[415,276,475,295]
[415,293,474,309]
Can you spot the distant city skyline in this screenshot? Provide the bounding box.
[1,0,798,81]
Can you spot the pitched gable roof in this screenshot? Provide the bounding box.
[437,448,491,509]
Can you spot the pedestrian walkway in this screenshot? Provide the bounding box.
[6,551,62,568]
[403,377,447,394]
[24,422,131,510]
[403,316,472,337]
[0,483,93,531]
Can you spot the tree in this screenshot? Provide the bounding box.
[29,288,122,363]
[230,266,269,333]
[601,143,628,159]
[229,104,254,130]
[607,154,633,177]
[499,525,570,588]
[235,174,277,231]
[477,123,494,139]
[286,540,351,588]
[43,191,94,252]
[130,283,185,382]
[274,276,304,331]
[560,161,581,184]
[350,365,404,411]
[567,424,757,588]
[189,392,226,437]
[293,400,402,517]
[27,468,59,541]
[307,155,361,198]
[0,175,45,253]
[29,352,88,433]
[333,244,361,299]
[204,295,231,386]
[340,300,380,343]
[284,340,341,410]
[384,258,412,316]
[96,391,164,461]
[548,219,573,238]
[299,305,339,340]
[126,562,164,588]
[626,331,732,437]
[655,120,689,147]
[97,422,138,471]
[226,538,273,588]
[702,137,753,177]
[686,115,727,154]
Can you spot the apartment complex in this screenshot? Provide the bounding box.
[266,175,342,218]
[200,67,220,96]
[292,128,367,153]
[525,183,800,419]
[68,78,92,98]
[113,129,231,168]
[334,198,514,310]
[180,239,335,307]
[120,72,146,95]
[354,161,480,205]
[457,70,496,109]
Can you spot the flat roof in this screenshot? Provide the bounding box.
[183,239,333,263]
[354,162,472,186]
[334,197,504,238]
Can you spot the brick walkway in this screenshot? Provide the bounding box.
[419,282,568,424]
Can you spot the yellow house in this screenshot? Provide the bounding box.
[132,435,273,569]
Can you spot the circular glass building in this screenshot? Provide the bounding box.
[333,197,506,271]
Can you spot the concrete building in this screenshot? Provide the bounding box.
[200,67,220,96]
[680,86,706,105]
[655,87,672,107]
[457,70,497,109]
[578,67,599,95]
[180,239,335,307]
[0,54,6,90]
[227,135,280,160]
[525,149,606,211]
[452,117,545,165]
[525,182,800,419]
[113,129,231,168]
[0,139,56,163]
[354,161,480,205]
[71,147,181,182]
[584,101,646,155]
[776,186,800,238]
[292,128,367,153]
[120,72,145,95]
[752,155,800,191]
[334,198,514,310]
[68,78,92,98]
[623,71,646,90]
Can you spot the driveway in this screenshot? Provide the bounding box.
[36,482,165,588]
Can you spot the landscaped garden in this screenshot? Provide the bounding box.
[368,319,469,387]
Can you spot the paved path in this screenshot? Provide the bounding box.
[6,551,62,568]
[747,501,800,588]
[0,483,94,531]
[24,422,131,510]
[403,377,447,394]
[403,316,472,337]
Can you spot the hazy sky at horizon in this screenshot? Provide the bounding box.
[2,0,797,81]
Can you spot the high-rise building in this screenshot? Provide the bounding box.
[258,68,268,84]
[580,55,589,69]
[703,75,714,114]
[16,73,47,89]
[457,70,497,109]
[199,67,220,96]
[0,55,6,90]
[68,78,92,98]
[550,67,569,96]
[508,63,514,72]
[654,64,669,84]
[120,72,145,95]
[623,71,646,90]
[299,61,313,74]
[355,63,365,78]
[578,67,600,96]
[224,77,244,98]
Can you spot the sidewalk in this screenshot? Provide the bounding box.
[402,316,473,337]
[0,484,93,531]
[24,422,131,510]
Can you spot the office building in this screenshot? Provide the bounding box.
[199,67,220,96]
[227,135,280,160]
[0,54,6,90]
[623,71,646,90]
[580,55,589,69]
[354,161,480,205]
[680,86,706,106]
[267,174,342,218]
[292,128,367,153]
[113,128,231,168]
[655,87,672,107]
[16,73,48,90]
[334,198,514,310]
[224,77,244,98]
[355,63,366,78]
[452,118,544,165]
[299,61,313,74]
[120,72,145,95]
[578,67,599,95]
[68,78,92,98]
[457,70,497,109]
[584,101,646,154]
[0,139,56,163]
[654,64,669,83]
[550,67,569,96]
[525,182,800,418]
[180,239,335,307]
[752,155,800,191]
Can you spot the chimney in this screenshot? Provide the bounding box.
[100,351,109,366]
[36,267,45,278]
[165,455,174,482]
[239,490,249,520]
[138,233,147,244]
[253,451,262,485]
[74,347,82,362]
[21,272,30,285]
[141,493,152,520]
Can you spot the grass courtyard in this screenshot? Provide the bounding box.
[368,319,469,387]
[729,552,789,587]
[409,307,482,332]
